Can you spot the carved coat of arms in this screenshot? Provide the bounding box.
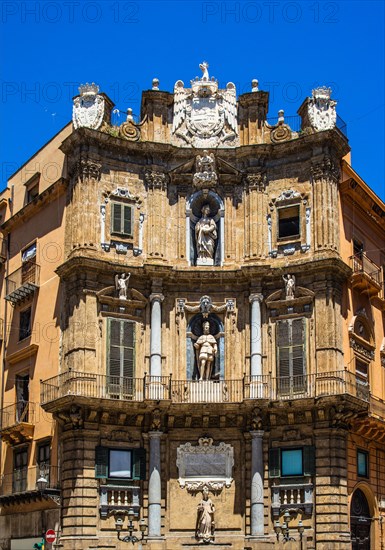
[172,62,238,148]
[73,83,105,130]
[308,86,337,131]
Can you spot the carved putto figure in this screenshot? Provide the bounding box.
[195,205,217,264]
[115,273,130,300]
[308,86,337,131]
[196,488,215,543]
[283,274,296,299]
[194,321,218,381]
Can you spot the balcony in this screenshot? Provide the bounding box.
[0,401,35,445]
[0,465,60,505]
[350,253,382,297]
[40,370,369,408]
[271,481,313,518]
[5,261,40,305]
[100,484,140,518]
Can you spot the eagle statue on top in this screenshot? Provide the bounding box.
[172,62,239,148]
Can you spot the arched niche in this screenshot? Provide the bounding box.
[186,313,224,380]
[186,190,224,266]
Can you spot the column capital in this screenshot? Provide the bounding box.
[250,430,264,438]
[150,293,164,303]
[249,293,263,304]
[148,430,163,440]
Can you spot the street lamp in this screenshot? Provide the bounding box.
[274,511,304,543]
[115,508,147,544]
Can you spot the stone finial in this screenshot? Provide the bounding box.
[126,108,134,122]
[278,109,285,125]
[152,78,160,91]
[251,79,259,92]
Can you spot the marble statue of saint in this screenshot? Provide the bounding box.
[283,274,295,299]
[196,488,215,542]
[115,273,130,300]
[194,321,217,381]
[195,205,217,263]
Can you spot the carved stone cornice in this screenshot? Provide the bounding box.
[349,337,375,360]
[144,169,169,191]
[311,155,340,182]
[74,158,102,181]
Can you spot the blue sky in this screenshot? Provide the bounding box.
[1,0,384,198]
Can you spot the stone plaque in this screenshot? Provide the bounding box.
[176,437,234,492]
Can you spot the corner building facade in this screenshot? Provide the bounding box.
[0,66,384,550]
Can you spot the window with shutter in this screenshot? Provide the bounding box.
[111,202,133,237]
[269,448,281,478]
[277,318,306,395]
[95,447,146,481]
[107,318,135,399]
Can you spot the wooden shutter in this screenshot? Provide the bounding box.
[123,205,132,236]
[108,318,135,378]
[111,203,133,236]
[95,446,109,478]
[277,321,290,379]
[269,448,281,478]
[132,448,146,480]
[303,445,315,476]
[277,319,305,379]
[292,319,305,377]
[112,203,122,234]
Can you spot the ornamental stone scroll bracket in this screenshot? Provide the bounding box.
[176,437,234,495]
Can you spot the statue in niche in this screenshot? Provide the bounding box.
[115,273,130,300]
[283,274,295,299]
[196,487,215,543]
[195,205,217,265]
[194,321,218,381]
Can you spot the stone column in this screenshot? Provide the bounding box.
[249,293,263,377]
[311,155,340,252]
[148,431,162,538]
[149,293,164,377]
[250,430,264,537]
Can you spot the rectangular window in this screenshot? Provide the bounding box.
[37,441,51,485]
[19,307,32,340]
[278,205,300,239]
[276,318,306,394]
[21,242,37,285]
[281,448,303,476]
[24,173,40,205]
[357,450,369,478]
[269,446,315,478]
[356,359,369,381]
[107,318,135,398]
[95,446,146,480]
[13,447,28,493]
[111,202,133,237]
[109,449,132,478]
[15,374,29,422]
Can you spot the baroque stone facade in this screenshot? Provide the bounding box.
[0,64,384,550]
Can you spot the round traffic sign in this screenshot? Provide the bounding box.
[46,530,56,544]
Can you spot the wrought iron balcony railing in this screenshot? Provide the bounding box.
[0,401,35,430]
[5,261,40,305]
[350,253,381,296]
[0,465,60,497]
[40,370,369,406]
